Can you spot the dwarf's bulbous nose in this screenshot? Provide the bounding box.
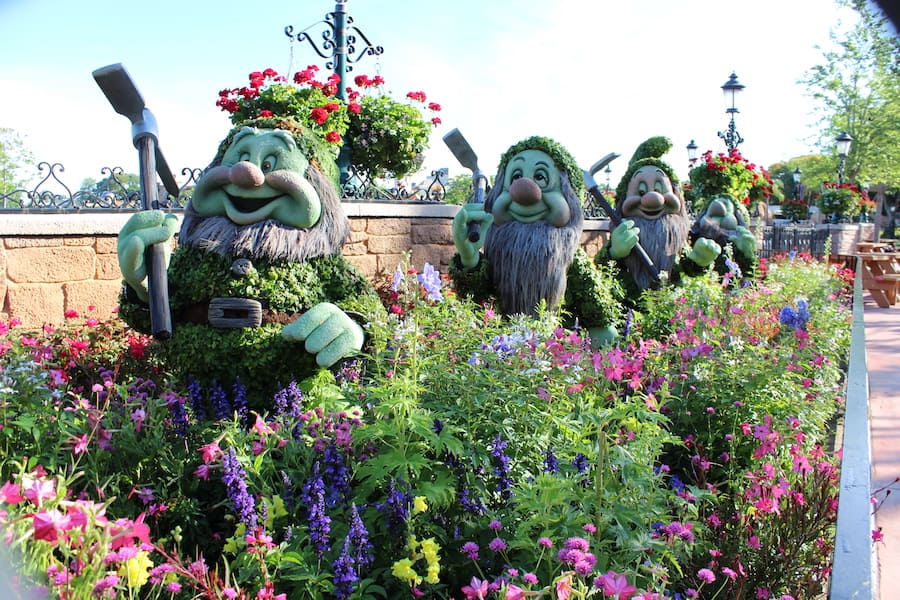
[708,199,728,218]
[231,161,266,188]
[509,177,542,206]
[640,190,665,210]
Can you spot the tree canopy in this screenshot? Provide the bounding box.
[800,0,900,189]
[0,127,35,196]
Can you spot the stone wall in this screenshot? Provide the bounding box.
[0,205,610,328]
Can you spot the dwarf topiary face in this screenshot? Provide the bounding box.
[191,127,322,227]
[490,149,571,227]
[621,165,682,220]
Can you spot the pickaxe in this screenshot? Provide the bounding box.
[443,128,488,243]
[582,154,660,281]
[93,63,179,339]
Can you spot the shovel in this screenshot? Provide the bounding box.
[443,128,488,243]
[93,63,179,339]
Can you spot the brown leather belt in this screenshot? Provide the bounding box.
[182,298,299,328]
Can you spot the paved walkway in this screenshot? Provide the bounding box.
[863,295,900,599]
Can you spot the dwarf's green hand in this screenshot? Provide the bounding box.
[610,220,639,259]
[452,204,493,269]
[731,226,757,258]
[588,325,619,349]
[117,210,179,302]
[282,302,364,367]
[688,238,722,268]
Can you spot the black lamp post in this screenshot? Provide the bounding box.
[604,164,612,191]
[792,167,802,201]
[717,72,745,152]
[686,139,698,170]
[285,0,383,184]
[835,131,852,184]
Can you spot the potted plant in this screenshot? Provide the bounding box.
[779,196,810,222]
[216,68,442,183]
[346,76,442,180]
[687,148,774,216]
[815,182,867,223]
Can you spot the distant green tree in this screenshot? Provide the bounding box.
[768,155,835,201]
[80,171,141,195]
[800,0,900,187]
[0,127,35,196]
[442,174,477,205]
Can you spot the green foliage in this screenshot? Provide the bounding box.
[1,253,855,599]
[0,127,34,195]
[815,181,869,218]
[687,149,774,214]
[442,174,475,205]
[347,94,434,180]
[79,170,141,194]
[800,0,900,187]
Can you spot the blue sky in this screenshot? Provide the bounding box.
[0,0,863,191]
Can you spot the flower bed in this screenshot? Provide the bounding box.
[0,254,855,599]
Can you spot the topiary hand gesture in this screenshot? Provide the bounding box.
[282,302,364,367]
[117,210,179,302]
[687,237,722,268]
[610,219,640,260]
[452,204,493,269]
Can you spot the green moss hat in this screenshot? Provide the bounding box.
[497,136,584,197]
[210,116,340,187]
[615,136,679,204]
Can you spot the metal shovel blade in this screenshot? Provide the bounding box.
[92,63,145,124]
[443,128,479,172]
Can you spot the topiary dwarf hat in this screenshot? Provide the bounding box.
[497,136,584,197]
[209,116,340,187]
[615,136,679,205]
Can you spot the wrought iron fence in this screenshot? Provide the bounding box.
[1,161,450,212]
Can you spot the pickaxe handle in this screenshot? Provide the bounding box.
[583,159,660,281]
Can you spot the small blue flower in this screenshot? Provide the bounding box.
[417,262,443,302]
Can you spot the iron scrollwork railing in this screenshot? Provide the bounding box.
[1,161,452,212]
[341,166,447,203]
[1,162,199,212]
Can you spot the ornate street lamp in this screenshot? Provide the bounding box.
[792,167,802,201]
[717,72,745,152]
[604,164,612,191]
[686,139,698,170]
[835,131,852,184]
[285,0,383,183]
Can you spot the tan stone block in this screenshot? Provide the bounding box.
[6,283,65,328]
[366,235,412,255]
[5,236,62,249]
[411,245,455,271]
[348,217,367,232]
[96,254,123,280]
[6,247,96,283]
[344,254,378,279]
[347,230,368,244]
[341,241,368,256]
[95,236,119,254]
[63,237,94,246]
[366,219,412,236]
[376,253,409,275]
[411,222,453,245]
[64,280,122,320]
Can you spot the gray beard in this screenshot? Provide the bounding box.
[623,214,690,290]
[178,166,349,263]
[484,220,579,316]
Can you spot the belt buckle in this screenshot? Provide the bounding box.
[207,297,263,328]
